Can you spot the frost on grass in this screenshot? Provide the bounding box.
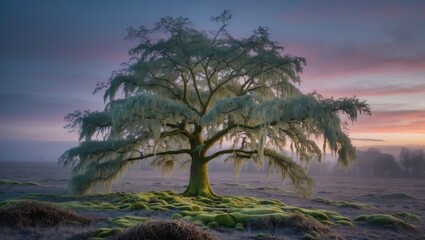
[60,11,370,196]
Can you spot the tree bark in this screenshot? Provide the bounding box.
[182,154,216,198]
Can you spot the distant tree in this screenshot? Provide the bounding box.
[335,149,401,177]
[399,148,425,177]
[368,149,400,177]
[59,11,370,197]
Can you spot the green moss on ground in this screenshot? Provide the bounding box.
[335,219,355,227]
[0,179,39,187]
[93,227,123,238]
[214,213,236,228]
[3,190,352,238]
[313,197,374,209]
[0,199,23,209]
[303,233,316,240]
[58,200,117,211]
[354,214,416,230]
[365,192,416,200]
[0,179,19,185]
[234,222,244,231]
[382,193,415,199]
[254,233,275,239]
[392,212,421,221]
[110,215,150,228]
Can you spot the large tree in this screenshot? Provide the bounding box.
[60,12,370,198]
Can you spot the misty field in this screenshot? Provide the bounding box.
[0,161,424,239]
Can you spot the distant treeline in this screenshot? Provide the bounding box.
[131,147,425,179]
[308,148,425,178]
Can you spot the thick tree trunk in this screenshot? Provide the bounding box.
[182,156,216,198]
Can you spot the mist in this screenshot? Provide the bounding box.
[1,140,424,179]
[0,140,76,162]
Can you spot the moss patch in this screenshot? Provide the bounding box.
[0,199,23,209]
[313,197,374,209]
[254,233,275,239]
[366,192,417,200]
[354,214,416,230]
[94,227,123,238]
[58,200,117,211]
[0,178,39,187]
[110,215,150,228]
[0,179,19,185]
[382,192,415,199]
[392,212,421,221]
[4,190,350,238]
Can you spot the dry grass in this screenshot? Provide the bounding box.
[112,220,217,240]
[246,214,329,234]
[285,214,329,234]
[0,200,93,228]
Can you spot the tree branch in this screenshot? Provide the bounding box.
[204,123,264,150]
[205,148,257,162]
[127,149,191,162]
[190,68,204,107]
[161,128,192,139]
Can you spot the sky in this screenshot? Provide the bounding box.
[0,0,424,161]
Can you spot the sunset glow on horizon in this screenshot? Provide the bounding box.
[1,0,424,149]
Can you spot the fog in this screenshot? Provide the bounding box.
[1,140,424,178]
[0,140,76,162]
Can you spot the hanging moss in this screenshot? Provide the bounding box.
[61,12,370,198]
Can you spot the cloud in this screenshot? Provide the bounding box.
[0,1,133,64]
[317,83,425,98]
[0,91,102,123]
[351,138,386,142]
[349,110,425,134]
[280,4,425,84]
[0,140,77,161]
[289,37,425,83]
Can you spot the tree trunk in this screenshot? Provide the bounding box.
[182,156,216,198]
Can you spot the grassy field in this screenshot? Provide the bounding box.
[0,161,424,239]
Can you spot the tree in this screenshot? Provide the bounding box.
[356,149,401,177]
[59,11,370,198]
[399,148,425,177]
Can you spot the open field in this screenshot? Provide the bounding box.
[0,161,424,239]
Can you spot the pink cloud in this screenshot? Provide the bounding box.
[316,83,425,98]
[349,110,425,134]
[287,40,425,83]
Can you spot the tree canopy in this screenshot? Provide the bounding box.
[60,11,371,197]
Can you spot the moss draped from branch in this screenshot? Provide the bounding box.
[60,12,370,196]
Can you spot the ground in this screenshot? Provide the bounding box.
[0,161,424,239]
